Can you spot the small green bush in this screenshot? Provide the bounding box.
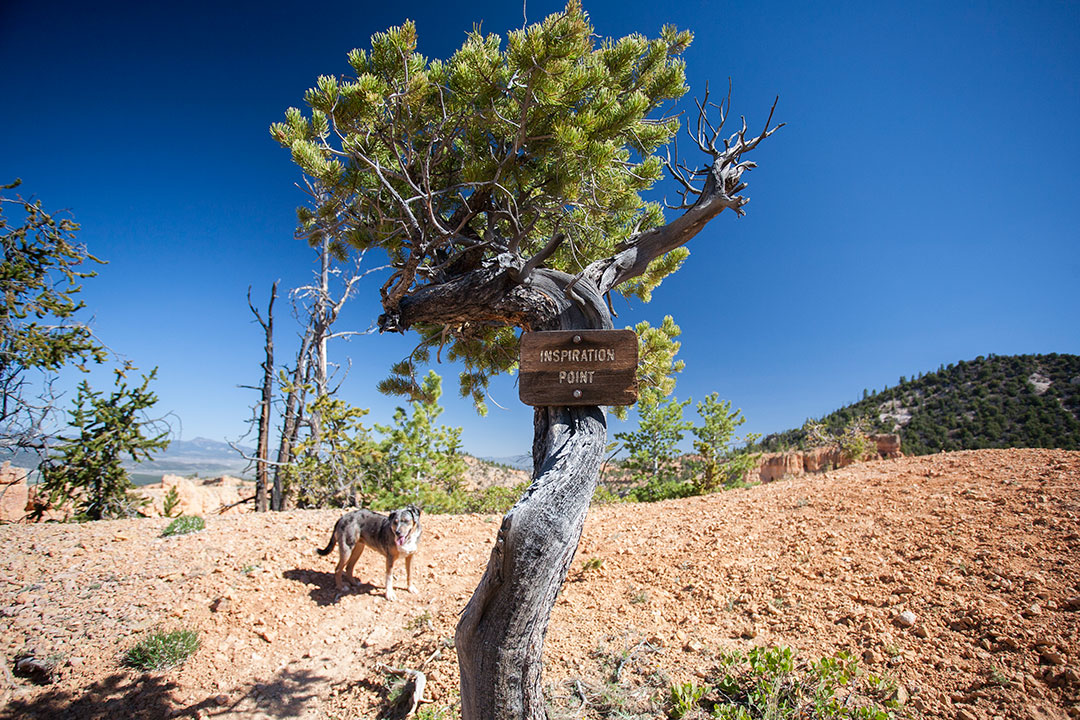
[162,515,204,537]
[669,681,711,719]
[123,628,200,671]
[628,478,698,503]
[703,647,898,719]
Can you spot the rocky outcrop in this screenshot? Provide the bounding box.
[758,452,804,483]
[754,434,902,483]
[135,474,255,517]
[872,433,902,458]
[0,463,30,523]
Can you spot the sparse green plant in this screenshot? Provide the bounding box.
[592,484,624,505]
[407,610,434,632]
[241,564,260,574]
[668,681,711,719]
[708,647,898,719]
[161,515,204,537]
[123,628,200,671]
[162,486,181,518]
[582,557,605,572]
[630,590,649,605]
[988,668,1012,688]
[415,703,460,720]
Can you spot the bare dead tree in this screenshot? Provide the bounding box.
[270,327,311,510]
[291,240,384,445]
[247,282,278,512]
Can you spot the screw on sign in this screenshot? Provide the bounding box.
[518,330,638,406]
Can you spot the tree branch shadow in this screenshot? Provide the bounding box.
[2,666,329,719]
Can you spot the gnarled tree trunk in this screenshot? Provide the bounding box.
[455,276,610,720]
[456,401,605,719]
[376,101,781,720]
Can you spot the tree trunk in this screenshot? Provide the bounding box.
[271,329,311,511]
[456,274,609,720]
[250,283,277,514]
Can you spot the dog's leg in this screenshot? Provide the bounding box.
[406,554,417,594]
[384,555,397,602]
[343,542,365,587]
[334,540,350,591]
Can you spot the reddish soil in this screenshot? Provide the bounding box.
[1,448,1078,719]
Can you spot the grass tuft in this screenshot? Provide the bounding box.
[123,628,200,671]
[162,515,204,537]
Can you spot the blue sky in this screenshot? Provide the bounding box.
[3,0,1078,458]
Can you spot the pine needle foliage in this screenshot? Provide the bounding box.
[38,368,169,521]
[273,2,695,408]
[1,179,106,452]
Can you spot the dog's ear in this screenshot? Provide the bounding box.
[410,503,421,517]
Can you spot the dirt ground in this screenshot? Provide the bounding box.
[1,448,1078,719]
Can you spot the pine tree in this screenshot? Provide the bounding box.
[273,4,779,715]
[1,179,106,455]
[374,371,467,506]
[691,393,760,492]
[38,368,169,521]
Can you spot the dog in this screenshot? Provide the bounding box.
[317,504,422,601]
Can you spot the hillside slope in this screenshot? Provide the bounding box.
[1,449,1078,719]
[758,354,1080,455]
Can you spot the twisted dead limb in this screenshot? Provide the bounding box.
[377,663,428,718]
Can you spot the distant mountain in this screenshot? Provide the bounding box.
[1,436,253,486]
[478,453,533,471]
[755,353,1080,456]
[123,437,255,485]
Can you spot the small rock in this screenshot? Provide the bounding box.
[1025,603,1042,617]
[1039,650,1066,666]
[957,709,978,720]
[895,610,917,628]
[999,636,1020,651]
[862,649,882,665]
[13,655,56,685]
[1062,596,1080,611]
[683,639,705,653]
[214,694,230,706]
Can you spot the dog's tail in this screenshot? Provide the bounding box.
[316,532,336,556]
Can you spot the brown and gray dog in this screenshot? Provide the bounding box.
[317,504,422,601]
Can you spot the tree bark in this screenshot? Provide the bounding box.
[271,328,311,511]
[250,283,277,513]
[456,277,609,720]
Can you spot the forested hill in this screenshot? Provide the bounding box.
[756,354,1080,456]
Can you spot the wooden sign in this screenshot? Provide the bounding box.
[519,329,638,406]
